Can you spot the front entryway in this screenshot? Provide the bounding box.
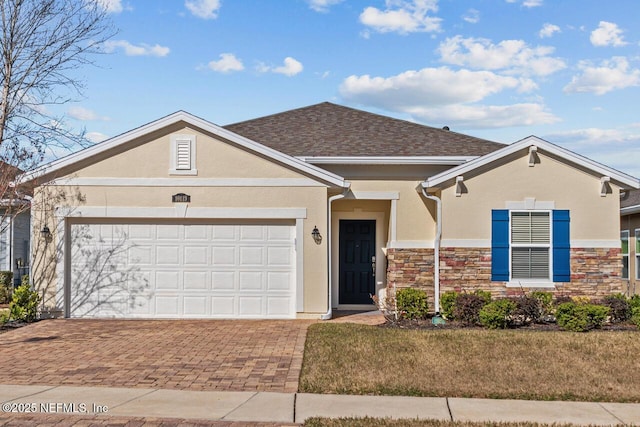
[338,220,376,304]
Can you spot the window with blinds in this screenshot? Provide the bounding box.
[621,230,629,279]
[511,211,550,280]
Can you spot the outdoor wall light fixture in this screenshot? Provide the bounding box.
[41,226,51,239]
[311,226,322,244]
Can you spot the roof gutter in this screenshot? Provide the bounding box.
[320,184,351,320]
[621,204,640,216]
[420,187,442,315]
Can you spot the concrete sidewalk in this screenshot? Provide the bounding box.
[1,384,639,425]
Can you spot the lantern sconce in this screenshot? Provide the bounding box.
[311,226,322,245]
[41,225,51,240]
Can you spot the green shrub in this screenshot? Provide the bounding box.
[0,271,13,304]
[396,288,429,320]
[631,306,640,329]
[530,291,553,319]
[479,299,517,329]
[555,302,609,332]
[474,290,492,305]
[629,295,640,311]
[9,283,41,323]
[453,293,488,326]
[601,294,631,323]
[440,291,458,320]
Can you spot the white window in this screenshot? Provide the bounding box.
[621,230,629,279]
[636,228,640,280]
[510,211,551,280]
[170,134,197,175]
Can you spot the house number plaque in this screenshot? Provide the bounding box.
[172,193,191,203]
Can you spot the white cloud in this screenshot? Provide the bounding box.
[97,0,124,13]
[85,132,110,143]
[339,66,559,128]
[258,57,303,77]
[590,21,627,47]
[306,0,343,12]
[505,0,543,7]
[207,53,244,73]
[545,127,640,177]
[185,0,221,20]
[103,40,170,57]
[563,57,640,95]
[437,36,566,77]
[539,23,560,38]
[68,106,110,121]
[359,0,442,34]
[462,9,480,24]
[407,103,558,128]
[522,0,543,7]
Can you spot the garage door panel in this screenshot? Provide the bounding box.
[239,271,263,290]
[184,246,208,265]
[70,222,295,319]
[155,271,180,289]
[156,246,180,265]
[184,271,208,289]
[212,271,235,290]
[212,246,236,265]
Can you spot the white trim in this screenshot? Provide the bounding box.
[621,204,640,215]
[423,135,640,190]
[50,177,326,187]
[387,240,434,249]
[295,218,304,313]
[506,282,555,288]
[331,211,387,308]
[21,111,348,189]
[441,239,490,248]
[390,200,397,243]
[571,239,620,248]
[348,191,400,200]
[170,134,198,175]
[506,200,555,210]
[509,210,553,283]
[55,206,307,220]
[298,156,477,165]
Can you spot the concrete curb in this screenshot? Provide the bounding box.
[1,384,638,425]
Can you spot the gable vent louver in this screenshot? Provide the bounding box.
[175,139,191,170]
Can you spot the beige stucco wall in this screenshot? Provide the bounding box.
[30,125,332,316]
[348,180,435,242]
[440,151,621,242]
[75,125,302,179]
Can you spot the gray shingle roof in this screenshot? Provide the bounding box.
[224,102,505,157]
[622,188,640,208]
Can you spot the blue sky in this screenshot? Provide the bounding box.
[63,0,639,177]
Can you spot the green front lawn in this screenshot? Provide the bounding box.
[299,323,640,402]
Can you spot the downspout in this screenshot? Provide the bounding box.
[421,187,442,314]
[320,185,351,320]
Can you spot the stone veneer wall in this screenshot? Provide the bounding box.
[386,247,624,301]
[386,248,434,301]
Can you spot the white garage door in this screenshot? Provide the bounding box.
[68,221,296,319]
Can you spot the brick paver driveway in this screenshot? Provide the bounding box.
[0,319,313,393]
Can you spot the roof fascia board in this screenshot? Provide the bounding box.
[621,205,640,215]
[423,135,640,190]
[298,156,477,165]
[23,111,348,188]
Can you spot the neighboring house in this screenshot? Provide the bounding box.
[22,103,640,319]
[0,162,31,285]
[621,189,640,295]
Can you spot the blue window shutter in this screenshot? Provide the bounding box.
[491,210,509,281]
[552,210,571,282]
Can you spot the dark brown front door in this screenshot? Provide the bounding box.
[339,220,376,304]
